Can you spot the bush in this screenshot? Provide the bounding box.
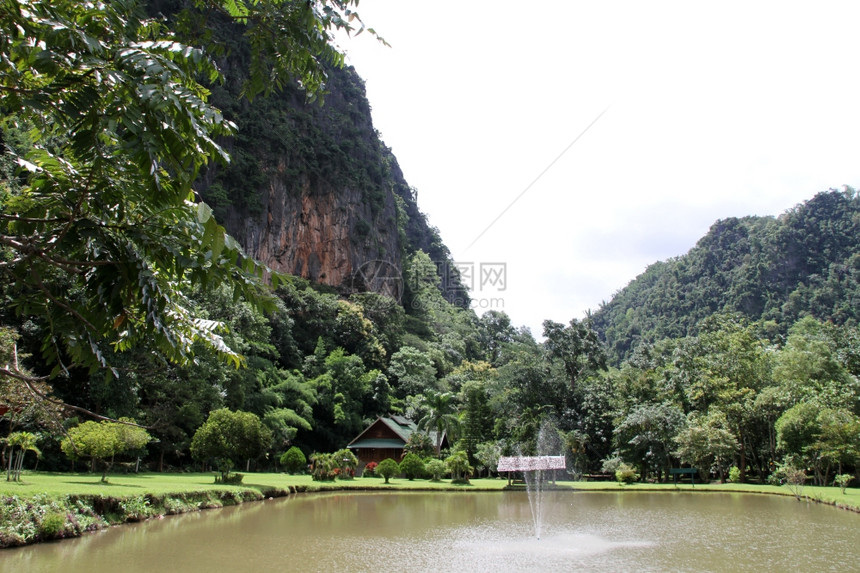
[216,473,244,485]
[119,496,154,521]
[728,466,741,483]
[39,512,66,539]
[363,461,378,477]
[310,453,338,481]
[615,463,639,485]
[376,458,399,483]
[334,448,358,480]
[280,447,307,474]
[399,453,425,480]
[425,459,446,481]
[834,474,853,495]
[445,451,472,484]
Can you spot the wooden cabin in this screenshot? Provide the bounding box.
[347,415,446,472]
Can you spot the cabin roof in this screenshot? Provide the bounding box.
[346,416,444,450]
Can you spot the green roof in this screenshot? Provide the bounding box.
[346,416,445,449]
[347,438,406,449]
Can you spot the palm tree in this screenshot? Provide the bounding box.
[417,391,460,456]
[6,431,41,482]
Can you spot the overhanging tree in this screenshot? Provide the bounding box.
[0,0,376,388]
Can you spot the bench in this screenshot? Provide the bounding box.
[669,467,699,486]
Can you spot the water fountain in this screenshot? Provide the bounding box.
[497,418,566,540]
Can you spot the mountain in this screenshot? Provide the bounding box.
[590,188,860,364]
[194,63,466,305]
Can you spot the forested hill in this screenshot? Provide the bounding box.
[591,188,860,365]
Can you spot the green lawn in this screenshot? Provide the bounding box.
[1,471,858,512]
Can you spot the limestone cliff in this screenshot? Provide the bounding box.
[197,64,460,304]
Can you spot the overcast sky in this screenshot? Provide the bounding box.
[336,0,860,336]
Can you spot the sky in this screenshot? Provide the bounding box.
[335,0,860,336]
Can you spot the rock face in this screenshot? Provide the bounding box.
[232,171,402,299]
[201,64,419,301]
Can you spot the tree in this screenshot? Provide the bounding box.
[61,419,150,482]
[190,408,272,482]
[399,453,425,480]
[425,458,447,481]
[543,318,607,388]
[388,346,437,397]
[614,402,685,481]
[376,458,399,484]
[0,0,375,382]
[403,432,434,458]
[474,441,502,478]
[445,450,472,483]
[417,390,460,456]
[5,431,40,482]
[673,411,738,482]
[279,446,307,474]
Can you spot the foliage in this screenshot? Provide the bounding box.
[334,448,357,480]
[5,431,41,482]
[444,450,472,483]
[728,466,741,484]
[834,473,853,494]
[614,462,639,485]
[189,409,272,482]
[779,463,808,500]
[403,432,434,458]
[362,460,377,477]
[376,458,399,484]
[0,0,280,375]
[399,453,425,480]
[279,446,307,475]
[474,441,502,478]
[425,458,447,481]
[592,189,860,364]
[309,452,338,481]
[417,390,459,456]
[61,419,150,482]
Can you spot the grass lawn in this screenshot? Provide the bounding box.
[1,472,858,512]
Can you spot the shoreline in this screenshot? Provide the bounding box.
[2,473,857,549]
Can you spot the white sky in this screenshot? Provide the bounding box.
[336,0,860,336]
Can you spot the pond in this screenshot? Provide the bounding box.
[2,490,858,572]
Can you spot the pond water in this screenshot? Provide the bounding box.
[2,490,858,572]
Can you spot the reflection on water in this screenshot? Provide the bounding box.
[1,491,858,572]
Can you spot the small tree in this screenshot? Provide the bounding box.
[376,458,399,483]
[190,409,272,483]
[399,453,425,480]
[834,474,853,495]
[445,450,472,484]
[475,441,502,478]
[615,462,639,485]
[780,463,808,500]
[425,458,447,481]
[5,432,41,482]
[280,446,307,474]
[61,419,150,482]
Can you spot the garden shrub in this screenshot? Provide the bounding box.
[280,446,307,474]
[615,463,639,485]
[363,461,378,477]
[376,458,399,483]
[38,512,66,539]
[728,466,741,483]
[399,453,425,480]
[425,459,446,481]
